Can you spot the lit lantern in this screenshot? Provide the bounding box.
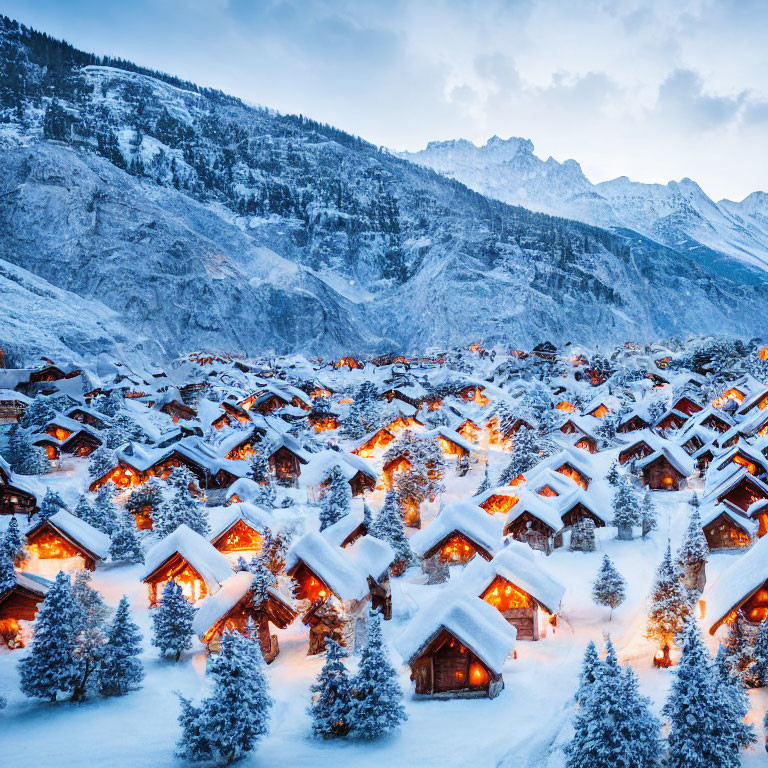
[469,662,490,687]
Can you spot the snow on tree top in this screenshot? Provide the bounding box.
[141,524,233,594]
[395,591,516,674]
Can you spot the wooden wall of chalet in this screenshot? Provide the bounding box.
[641,456,686,491]
[481,576,539,641]
[0,484,37,516]
[269,446,303,486]
[410,628,500,698]
[505,512,560,554]
[703,514,752,550]
[0,586,44,646]
[26,525,95,570]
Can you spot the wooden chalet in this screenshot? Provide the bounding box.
[617,413,650,433]
[141,525,234,605]
[396,593,516,699]
[461,545,565,641]
[700,502,756,550]
[559,492,606,530]
[637,448,693,491]
[474,486,520,516]
[705,467,768,520]
[503,491,565,554]
[286,531,395,654]
[192,571,297,662]
[0,389,31,425]
[35,415,103,459]
[24,510,110,575]
[706,535,768,633]
[303,451,377,500]
[208,505,267,559]
[0,570,50,648]
[160,399,198,422]
[410,502,502,565]
[0,458,38,517]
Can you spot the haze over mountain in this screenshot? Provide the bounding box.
[400,137,768,277]
[1,16,767,364]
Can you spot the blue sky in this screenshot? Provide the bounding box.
[5,0,768,201]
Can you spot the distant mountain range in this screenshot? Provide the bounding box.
[400,136,768,280]
[1,15,767,364]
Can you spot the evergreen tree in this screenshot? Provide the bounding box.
[677,501,709,594]
[645,543,691,655]
[151,579,195,661]
[712,645,756,749]
[177,629,272,765]
[611,479,639,540]
[16,440,51,475]
[341,399,366,439]
[39,488,66,521]
[155,483,209,538]
[99,595,144,696]
[308,638,354,739]
[1,517,25,564]
[575,640,601,703]
[250,449,276,509]
[21,394,57,429]
[752,620,768,688]
[606,460,620,486]
[639,492,657,538]
[362,501,373,532]
[88,443,117,479]
[92,482,119,535]
[69,570,109,701]
[664,622,753,768]
[350,610,406,739]
[124,479,163,524]
[73,494,97,526]
[370,490,412,568]
[565,639,662,768]
[109,512,144,563]
[476,464,491,495]
[498,427,540,485]
[0,547,16,593]
[18,571,82,702]
[591,555,626,619]
[319,466,351,531]
[724,611,757,685]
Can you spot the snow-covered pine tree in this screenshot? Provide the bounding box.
[723,610,757,685]
[606,459,620,486]
[664,622,752,768]
[712,645,756,749]
[645,543,691,661]
[18,571,82,702]
[1,516,25,565]
[109,512,144,563]
[319,466,351,531]
[591,555,626,619]
[611,478,639,540]
[639,492,657,538]
[752,620,768,688]
[498,426,540,485]
[575,640,601,703]
[88,443,117,480]
[154,483,209,538]
[341,398,366,439]
[350,609,406,739]
[0,547,16,593]
[247,554,277,609]
[17,440,51,476]
[677,501,709,594]
[362,501,373,532]
[124,478,163,525]
[92,482,119,535]
[69,569,109,701]
[355,381,382,429]
[21,394,57,429]
[250,448,276,508]
[151,578,195,661]
[176,629,272,765]
[99,595,144,696]
[476,464,491,495]
[308,638,354,739]
[39,488,66,521]
[370,490,412,571]
[565,639,661,768]
[73,494,96,526]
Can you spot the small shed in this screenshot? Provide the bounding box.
[0,570,51,648]
[396,592,516,699]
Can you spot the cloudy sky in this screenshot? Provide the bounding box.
[6,0,768,201]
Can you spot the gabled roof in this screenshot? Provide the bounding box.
[207,503,270,545]
[301,450,377,488]
[504,488,565,534]
[27,510,111,561]
[459,544,565,615]
[410,502,504,559]
[141,524,233,594]
[699,501,758,536]
[395,592,516,674]
[705,533,768,633]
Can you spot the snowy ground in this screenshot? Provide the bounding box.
[2,453,768,766]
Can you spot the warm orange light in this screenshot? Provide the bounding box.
[733,455,758,474]
[713,388,746,408]
[556,401,576,413]
[440,535,476,563]
[47,426,72,441]
[537,485,558,498]
[661,476,674,487]
[480,495,518,515]
[469,662,490,687]
[557,465,588,489]
[590,404,609,418]
[482,576,532,611]
[760,347,768,361]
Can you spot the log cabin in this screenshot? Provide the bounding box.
[700,502,756,550]
[286,531,394,653]
[637,449,693,491]
[0,570,50,648]
[303,451,378,500]
[24,510,110,576]
[0,458,38,517]
[352,427,397,459]
[704,467,768,518]
[192,571,297,662]
[473,486,520,516]
[0,389,31,425]
[706,534,768,633]
[396,593,516,699]
[714,445,768,479]
[141,524,234,605]
[559,492,607,530]
[503,491,565,554]
[460,545,565,641]
[410,502,502,565]
[208,505,268,560]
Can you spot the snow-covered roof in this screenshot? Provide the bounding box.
[459,544,565,615]
[207,503,270,544]
[705,533,768,633]
[286,530,392,602]
[504,489,565,533]
[395,591,516,674]
[410,502,504,558]
[8,569,52,596]
[699,501,758,536]
[28,510,110,560]
[0,389,32,404]
[424,426,475,451]
[301,449,377,488]
[320,507,365,548]
[141,524,233,594]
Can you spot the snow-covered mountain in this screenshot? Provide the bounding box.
[400,137,768,275]
[1,16,768,363]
